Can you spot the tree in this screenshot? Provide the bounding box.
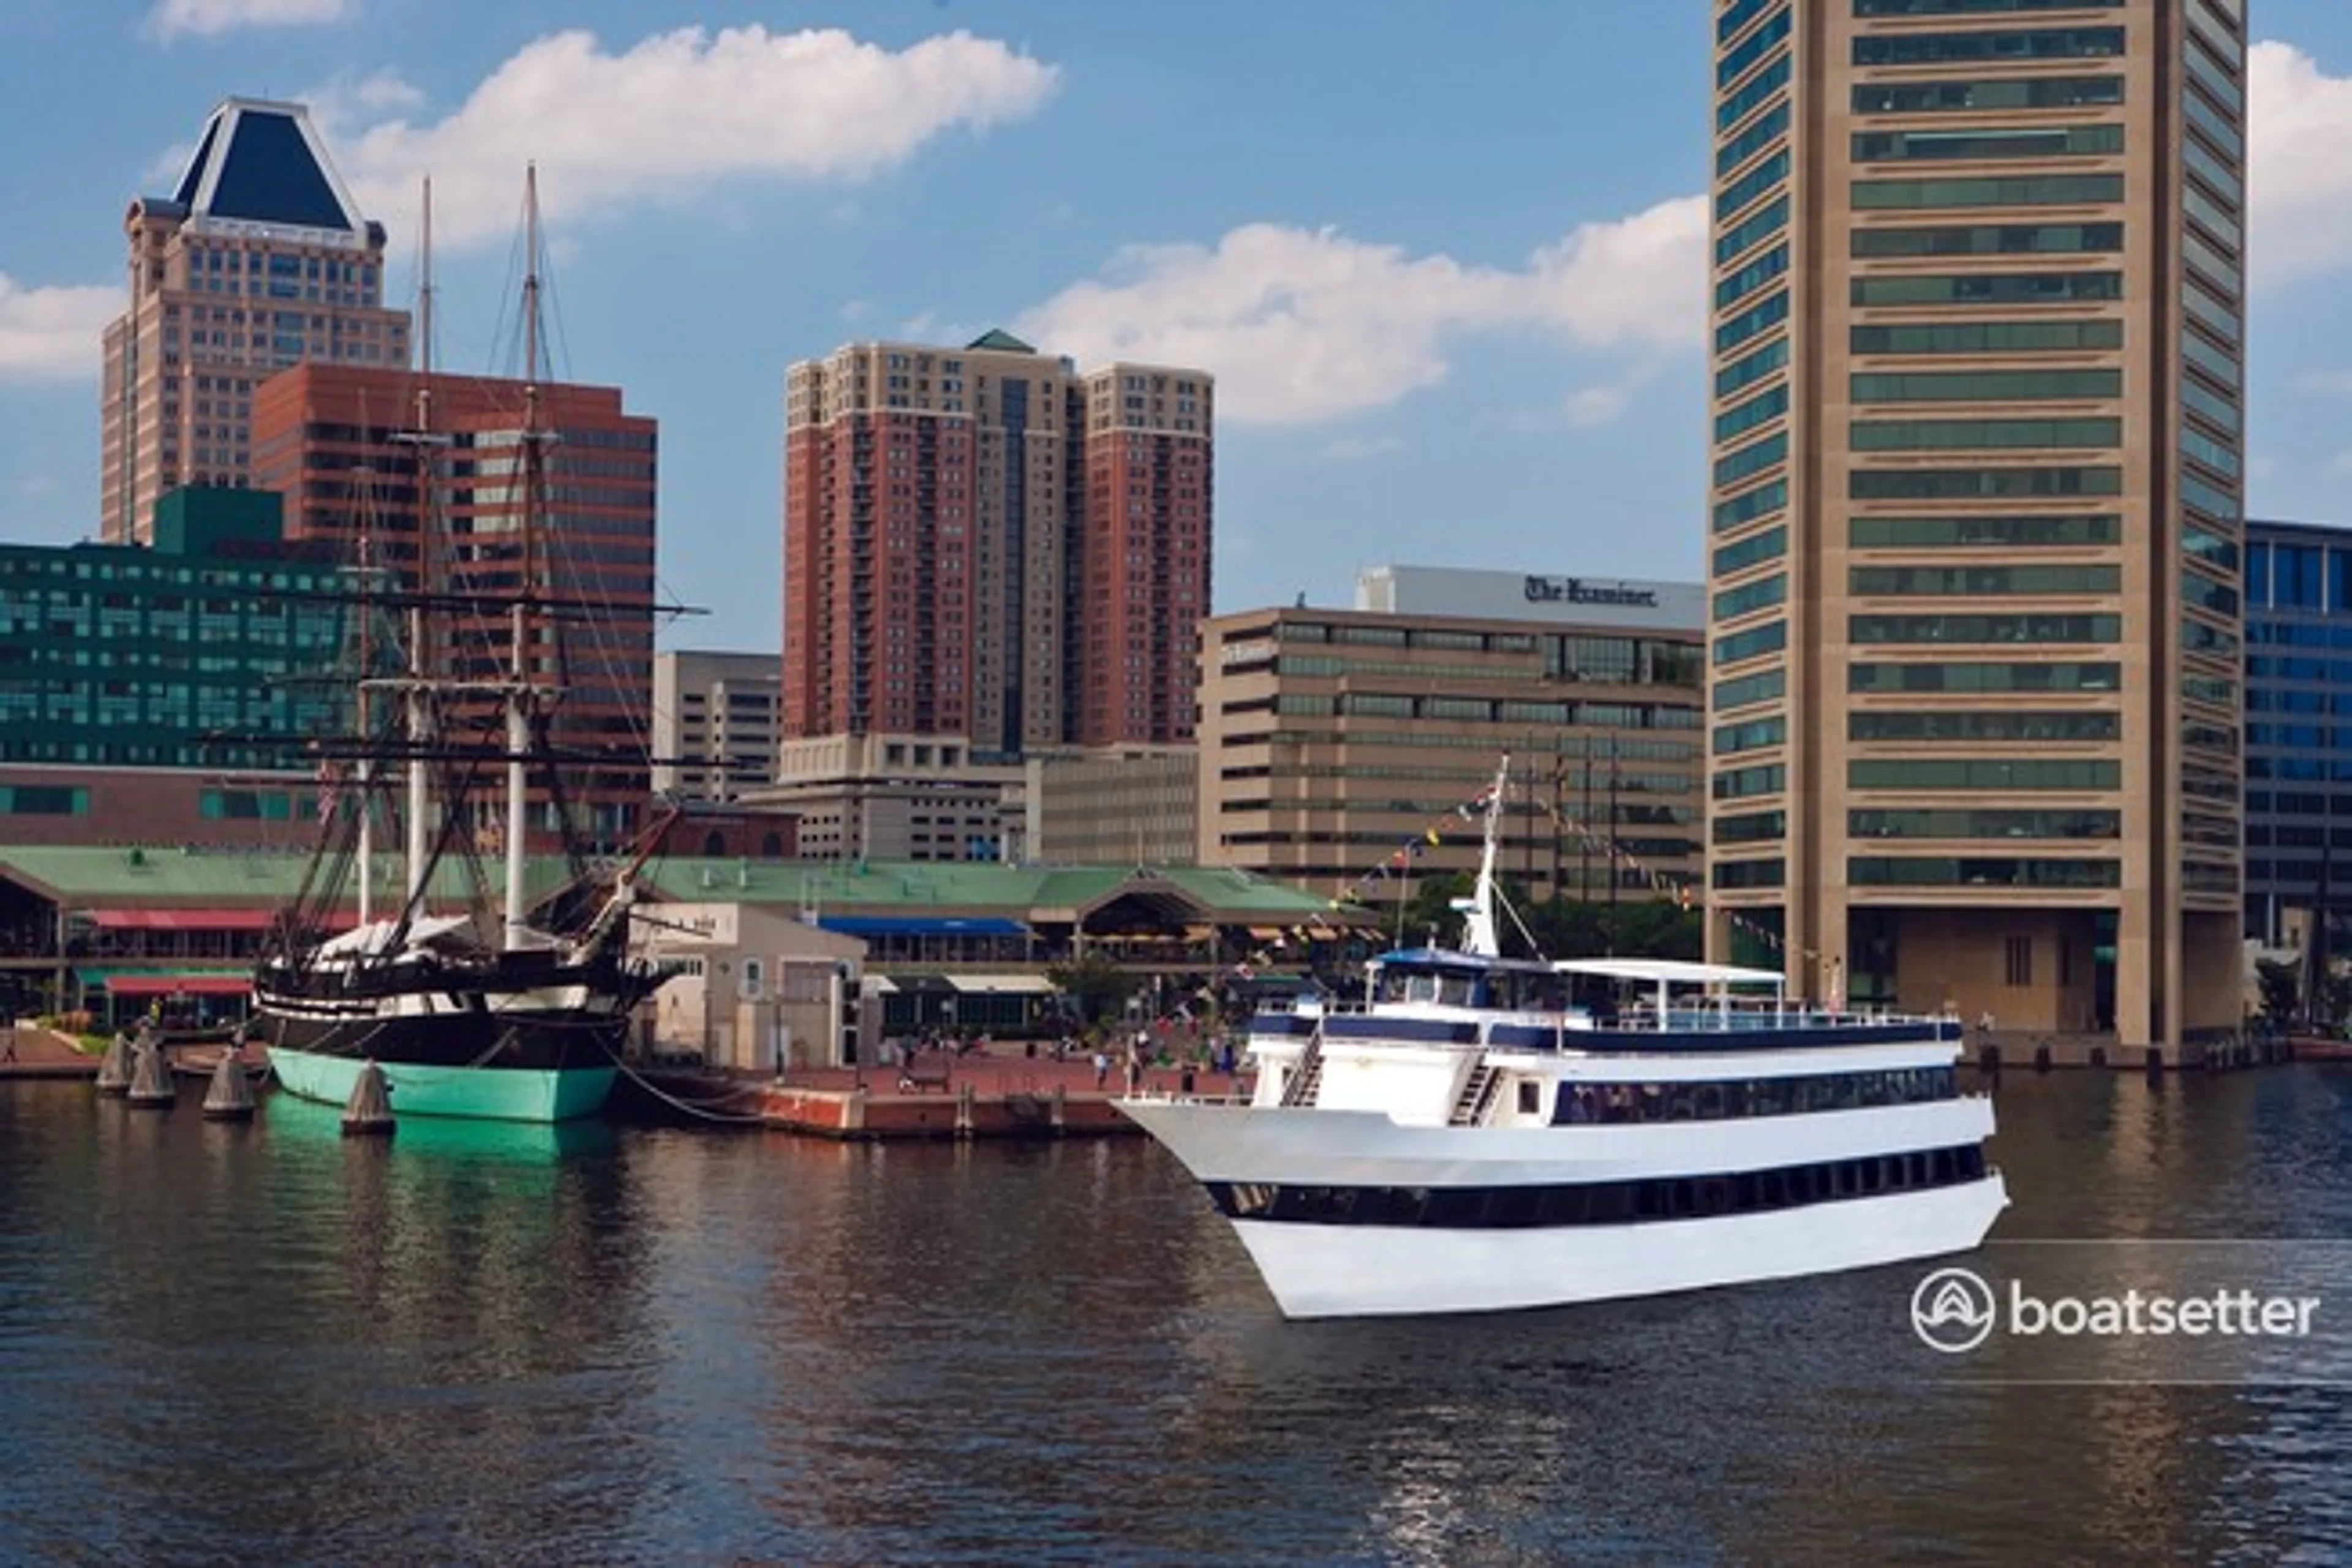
[1046,952,1140,1026]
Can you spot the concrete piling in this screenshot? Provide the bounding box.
[95,1032,134,1097]
[341,1061,395,1137]
[202,1050,255,1121]
[126,1038,176,1109]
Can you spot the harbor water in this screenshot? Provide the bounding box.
[2,1069,2349,1562]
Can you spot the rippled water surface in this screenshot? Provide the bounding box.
[3,1069,2350,1563]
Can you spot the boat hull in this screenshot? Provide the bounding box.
[1228,1176,2007,1319]
[253,1005,630,1123]
[265,1042,617,1123]
[1118,1096,2007,1318]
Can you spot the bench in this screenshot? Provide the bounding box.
[897,1055,951,1093]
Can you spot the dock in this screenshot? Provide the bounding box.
[0,1023,99,1080]
[627,1050,1248,1140]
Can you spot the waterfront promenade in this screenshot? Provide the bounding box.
[725,1044,1248,1139]
[0,1023,94,1079]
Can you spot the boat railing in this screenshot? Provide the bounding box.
[1598,1006,1954,1033]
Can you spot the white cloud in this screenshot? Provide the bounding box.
[329,26,1058,250]
[1320,434,1403,462]
[0,274,124,380]
[2250,40,2352,288]
[1016,196,1705,426]
[2327,450,2352,480]
[147,0,352,41]
[1563,386,1630,428]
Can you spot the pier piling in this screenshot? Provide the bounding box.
[341,1061,395,1137]
[96,1032,134,1097]
[126,1038,176,1109]
[201,1051,255,1121]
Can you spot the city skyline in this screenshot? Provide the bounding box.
[1,1,2349,652]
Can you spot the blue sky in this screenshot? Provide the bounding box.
[2,1,2350,653]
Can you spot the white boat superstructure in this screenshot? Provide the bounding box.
[1117,760,2006,1319]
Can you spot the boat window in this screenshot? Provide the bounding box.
[1517,1079,1542,1115]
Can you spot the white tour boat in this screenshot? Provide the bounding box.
[1118,763,2007,1319]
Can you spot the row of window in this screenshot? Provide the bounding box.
[1714,478,1787,533]
[1713,666,1785,712]
[1850,612,2120,644]
[1717,195,1790,270]
[1852,124,2123,163]
[1850,465,2120,501]
[1553,1066,1960,1126]
[1852,221,2120,260]
[1714,524,1787,578]
[1210,1144,1988,1230]
[1850,857,2120,888]
[1850,808,2119,840]
[1849,758,2120,790]
[1852,173,2124,211]
[1849,660,2119,694]
[1850,709,2119,743]
[1851,318,2122,356]
[1714,715,1787,756]
[1850,514,2119,549]
[1850,74,2120,115]
[1852,368,2119,404]
[1850,564,2121,596]
[1852,271,2120,309]
[1852,26,2122,67]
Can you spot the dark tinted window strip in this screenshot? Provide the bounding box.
[1550,1065,1959,1125]
[1208,1144,1990,1229]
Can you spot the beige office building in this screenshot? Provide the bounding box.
[1198,573,1705,905]
[1705,0,2246,1052]
[101,98,410,543]
[654,650,784,803]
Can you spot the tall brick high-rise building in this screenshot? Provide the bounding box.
[102,98,410,543]
[251,363,660,849]
[782,331,1213,760]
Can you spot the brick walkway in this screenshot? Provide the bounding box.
[0,1023,99,1079]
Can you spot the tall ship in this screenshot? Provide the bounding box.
[1119,759,2007,1319]
[249,173,673,1123]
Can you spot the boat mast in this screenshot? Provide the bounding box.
[1455,754,1510,957]
[353,471,374,924]
[401,175,442,916]
[505,164,542,951]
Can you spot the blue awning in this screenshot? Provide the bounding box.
[818,916,1030,938]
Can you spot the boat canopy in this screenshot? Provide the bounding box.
[1553,957,1786,1024]
[1551,958,1784,987]
[1379,947,1555,973]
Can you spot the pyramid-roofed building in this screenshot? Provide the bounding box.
[102,97,410,543]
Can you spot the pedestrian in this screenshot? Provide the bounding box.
[1092,1049,1110,1090]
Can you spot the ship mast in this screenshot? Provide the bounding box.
[397,175,445,915]
[1453,754,1511,958]
[505,164,542,951]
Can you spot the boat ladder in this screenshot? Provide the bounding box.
[1281,1038,1325,1107]
[1450,1061,1502,1126]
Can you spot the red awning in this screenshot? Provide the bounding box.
[100,974,253,998]
[90,908,277,932]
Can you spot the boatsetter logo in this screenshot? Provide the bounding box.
[1910,1264,2322,1355]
